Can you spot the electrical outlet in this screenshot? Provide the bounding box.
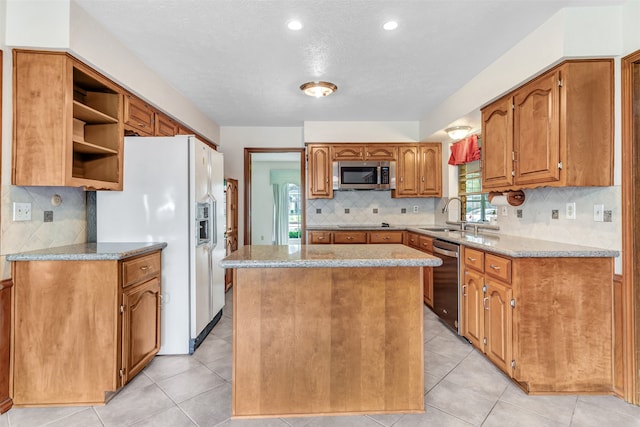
[413,205,419,213]
[13,202,32,221]
[552,209,559,219]
[566,202,576,220]
[594,204,604,222]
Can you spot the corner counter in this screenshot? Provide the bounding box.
[222,244,440,418]
[7,242,166,407]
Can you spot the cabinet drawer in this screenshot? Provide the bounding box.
[123,252,161,287]
[464,247,484,272]
[333,231,367,244]
[308,231,332,244]
[369,231,404,244]
[418,235,433,253]
[407,232,421,249]
[485,254,512,283]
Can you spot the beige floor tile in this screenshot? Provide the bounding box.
[5,406,87,427]
[365,412,404,426]
[218,417,291,426]
[178,383,232,426]
[143,354,206,383]
[570,399,640,427]
[299,415,387,426]
[424,349,461,380]
[577,394,640,419]
[499,383,576,425]
[130,406,197,427]
[426,333,473,362]
[392,406,474,427]
[94,382,175,426]
[426,378,496,425]
[43,408,104,427]
[193,336,233,365]
[483,401,566,427]
[443,350,510,400]
[156,365,227,403]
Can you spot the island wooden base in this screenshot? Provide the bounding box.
[232,266,425,418]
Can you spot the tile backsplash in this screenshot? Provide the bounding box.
[307,190,437,226]
[1,185,87,279]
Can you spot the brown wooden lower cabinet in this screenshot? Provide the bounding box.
[461,246,614,393]
[0,279,12,414]
[10,250,162,406]
[308,229,405,244]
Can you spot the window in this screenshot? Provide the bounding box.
[287,183,302,241]
[458,159,496,223]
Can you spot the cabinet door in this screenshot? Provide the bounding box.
[307,145,333,198]
[513,70,560,186]
[424,267,434,308]
[484,279,513,375]
[123,94,154,136]
[366,145,396,160]
[331,145,364,161]
[0,281,11,413]
[481,95,514,190]
[154,112,177,136]
[418,144,442,196]
[395,145,419,196]
[225,178,238,233]
[122,277,161,384]
[461,268,484,349]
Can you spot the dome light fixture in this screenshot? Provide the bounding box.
[445,125,472,140]
[287,20,303,31]
[300,81,338,98]
[383,21,398,31]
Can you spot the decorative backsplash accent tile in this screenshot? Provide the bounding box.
[1,185,87,279]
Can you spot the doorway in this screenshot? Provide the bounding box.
[622,49,640,405]
[243,148,306,245]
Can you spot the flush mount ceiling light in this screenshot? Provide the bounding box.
[300,81,338,98]
[383,21,398,31]
[287,20,302,30]
[445,125,472,140]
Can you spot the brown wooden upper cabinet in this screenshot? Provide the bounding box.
[393,143,442,198]
[123,93,154,136]
[13,50,124,190]
[481,59,613,192]
[307,144,333,199]
[331,144,397,161]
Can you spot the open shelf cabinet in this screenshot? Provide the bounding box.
[13,50,124,190]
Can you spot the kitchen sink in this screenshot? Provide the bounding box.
[420,226,455,232]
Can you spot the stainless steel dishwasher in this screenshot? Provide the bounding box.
[432,239,460,333]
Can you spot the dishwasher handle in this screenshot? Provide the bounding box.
[432,245,459,258]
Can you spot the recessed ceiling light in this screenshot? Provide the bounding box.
[300,81,338,98]
[288,20,303,31]
[383,21,398,31]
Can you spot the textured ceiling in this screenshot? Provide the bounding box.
[74,0,612,127]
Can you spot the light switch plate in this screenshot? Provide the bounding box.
[566,202,576,220]
[594,204,604,222]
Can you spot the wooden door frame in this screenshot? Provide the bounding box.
[622,49,640,405]
[243,147,306,245]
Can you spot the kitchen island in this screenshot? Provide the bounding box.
[220,244,442,418]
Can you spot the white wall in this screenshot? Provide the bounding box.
[0,0,222,279]
[304,121,419,142]
[218,126,304,245]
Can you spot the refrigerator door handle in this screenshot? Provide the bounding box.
[210,197,217,249]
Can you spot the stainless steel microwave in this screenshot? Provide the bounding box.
[332,161,396,190]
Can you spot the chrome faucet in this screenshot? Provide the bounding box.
[442,197,466,231]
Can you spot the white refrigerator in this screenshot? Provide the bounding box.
[97,135,226,355]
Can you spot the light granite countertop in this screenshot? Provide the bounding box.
[306,224,619,258]
[220,244,443,268]
[6,242,167,261]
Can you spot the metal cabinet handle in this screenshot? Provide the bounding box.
[483,297,489,310]
[462,284,468,296]
[139,265,150,271]
[318,236,325,240]
[421,176,425,182]
[383,236,390,240]
[347,236,353,240]
[467,257,476,262]
[490,264,501,271]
